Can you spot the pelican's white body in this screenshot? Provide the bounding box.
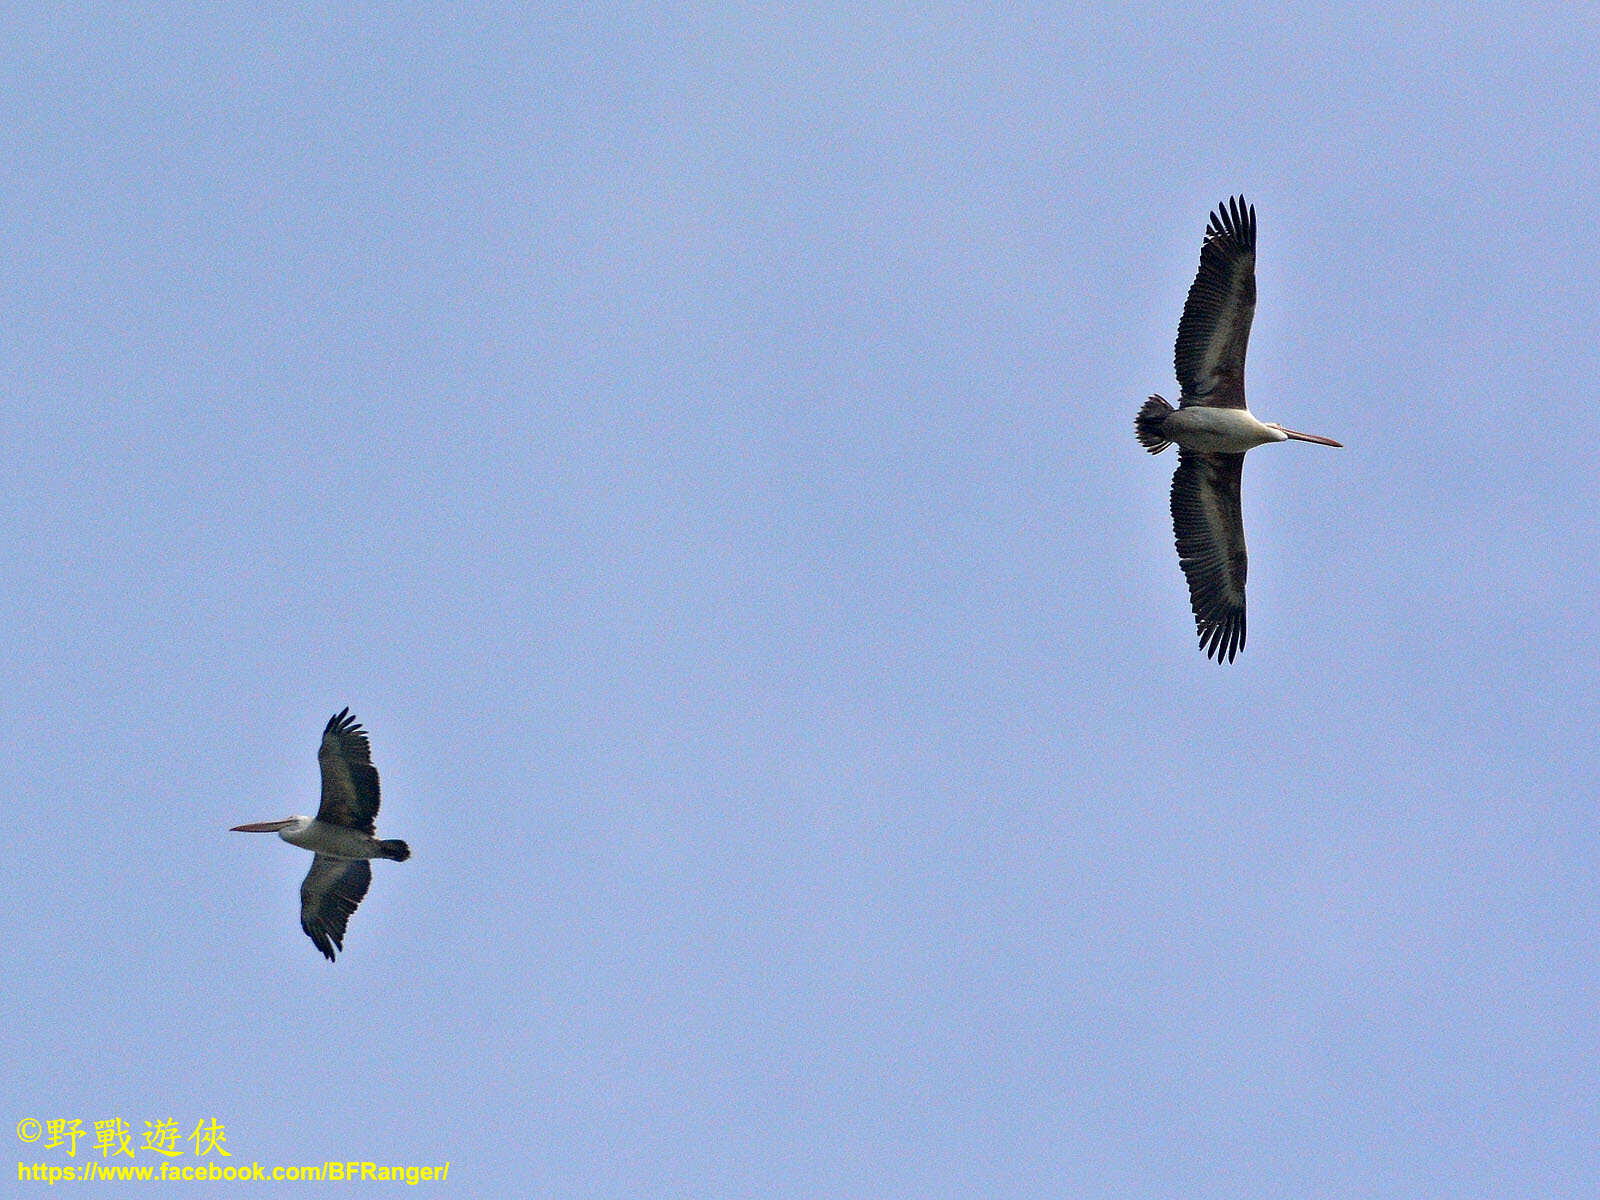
[1163,406,1287,454]
[261,816,387,860]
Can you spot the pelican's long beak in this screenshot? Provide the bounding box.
[231,819,296,833]
[1278,426,1343,447]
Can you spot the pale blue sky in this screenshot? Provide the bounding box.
[5,4,1598,1196]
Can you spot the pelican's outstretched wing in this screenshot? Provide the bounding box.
[1175,196,1255,408]
[316,708,381,833]
[1171,451,1247,663]
[300,855,372,961]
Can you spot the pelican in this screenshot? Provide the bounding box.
[1136,196,1342,662]
[232,708,410,960]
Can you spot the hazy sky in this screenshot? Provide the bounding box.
[5,4,1597,1196]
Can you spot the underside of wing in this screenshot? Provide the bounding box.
[300,855,372,961]
[1171,451,1248,663]
[1174,196,1255,408]
[316,708,381,833]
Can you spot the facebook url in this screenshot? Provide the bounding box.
[18,1160,449,1185]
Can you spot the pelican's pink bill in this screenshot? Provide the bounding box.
[1278,427,1343,447]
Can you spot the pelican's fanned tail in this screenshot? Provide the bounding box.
[1136,395,1174,454]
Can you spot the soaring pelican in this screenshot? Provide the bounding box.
[232,709,410,960]
[1136,196,1342,662]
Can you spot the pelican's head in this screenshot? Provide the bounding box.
[230,816,311,838]
[1264,422,1343,448]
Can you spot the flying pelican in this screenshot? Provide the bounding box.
[232,708,410,960]
[1136,196,1342,662]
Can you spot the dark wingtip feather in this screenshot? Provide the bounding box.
[1198,609,1245,663]
[321,708,374,769]
[301,914,341,961]
[1206,195,1255,253]
[325,707,365,740]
